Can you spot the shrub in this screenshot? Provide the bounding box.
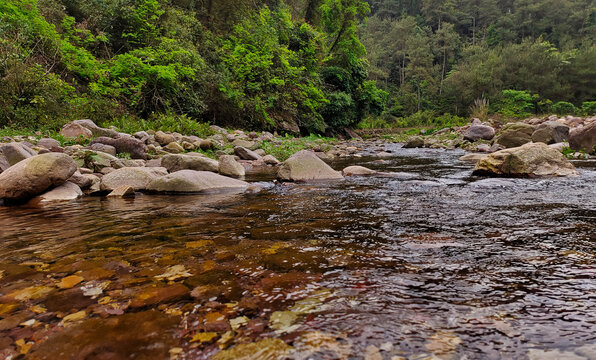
[581,101,596,115]
[498,90,535,118]
[551,101,577,115]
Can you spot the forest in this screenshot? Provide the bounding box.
[0,0,594,135]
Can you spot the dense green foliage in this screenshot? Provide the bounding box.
[1,0,594,134]
[362,0,596,122]
[0,0,386,134]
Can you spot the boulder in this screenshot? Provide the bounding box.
[1,142,36,165]
[68,171,94,189]
[147,170,249,193]
[473,142,578,177]
[277,150,343,182]
[531,121,570,144]
[477,144,491,153]
[37,138,61,150]
[262,155,280,165]
[72,119,118,138]
[199,139,213,150]
[100,167,168,191]
[161,154,219,173]
[459,153,486,163]
[232,139,256,149]
[0,153,77,200]
[31,182,83,203]
[60,123,93,139]
[107,185,135,198]
[90,136,147,160]
[342,166,376,176]
[164,142,184,153]
[0,154,10,173]
[234,146,261,161]
[494,123,535,148]
[568,121,596,154]
[403,136,424,148]
[464,125,495,142]
[218,155,245,177]
[90,143,117,156]
[154,131,176,146]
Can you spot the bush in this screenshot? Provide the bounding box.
[551,101,577,115]
[498,90,535,118]
[581,101,596,115]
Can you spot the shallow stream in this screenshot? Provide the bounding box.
[1,145,595,359]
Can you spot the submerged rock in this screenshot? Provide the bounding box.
[277,150,343,182]
[473,142,578,177]
[161,153,219,173]
[147,170,249,193]
[100,167,168,191]
[29,310,180,360]
[342,165,377,176]
[212,338,292,360]
[0,153,77,200]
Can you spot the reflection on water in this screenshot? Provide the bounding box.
[1,146,595,359]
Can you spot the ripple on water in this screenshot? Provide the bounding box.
[0,146,595,359]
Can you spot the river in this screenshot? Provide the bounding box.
[1,145,595,359]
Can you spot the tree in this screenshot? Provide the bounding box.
[432,22,459,94]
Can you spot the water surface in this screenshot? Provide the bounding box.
[1,146,595,359]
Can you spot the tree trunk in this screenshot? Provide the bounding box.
[440,48,446,95]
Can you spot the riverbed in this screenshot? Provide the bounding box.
[1,145,595,359]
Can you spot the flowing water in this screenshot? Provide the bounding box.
[1,145,595,359]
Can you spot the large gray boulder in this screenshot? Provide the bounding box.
[494,123,535,148]
[147,170,249,193]
[531,121,570,144]
[277,150,343,182]
[473,142,578,177]
[1,142,36,166]
[31,182,83,203]
[218,155,245,177]
[568,121,596,154]
[463,125,495,142]
[100,167,168,191]
[161,154,219,173]
[90,136,147,160]
[0,153,77,200]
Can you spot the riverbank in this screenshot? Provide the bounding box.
[1,114,594,205]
